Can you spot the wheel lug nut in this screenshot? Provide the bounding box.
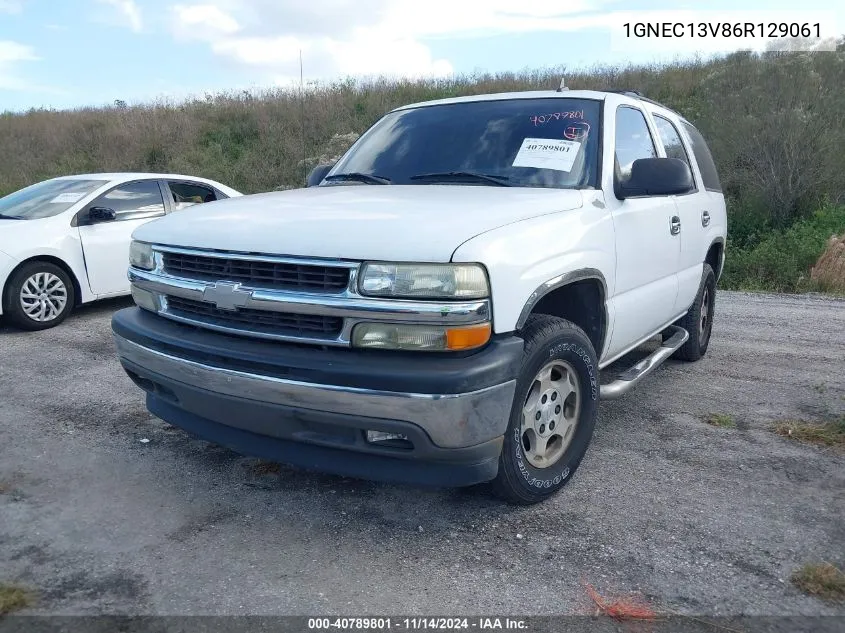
[535,411,541,421]
[539,424,545,433]
[551,392,557,401]
[555,405,561,414]
[549,422,555,430]
[541,394,547,404]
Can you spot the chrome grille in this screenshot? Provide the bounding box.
[162,251,350,292]
[165,295,343,339]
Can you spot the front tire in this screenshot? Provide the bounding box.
[673,263,716,362]
[492,315,599,505]
[3,262,75,330]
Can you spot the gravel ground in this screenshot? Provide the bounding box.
[1,291,843,620]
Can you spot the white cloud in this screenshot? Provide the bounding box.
[169,0,615,80]
[98,0,143,33]
[0,0,23,14]
[0,40,38,91]
[172,4,241,35]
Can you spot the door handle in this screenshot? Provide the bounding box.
[701,210,711,227]
[670,216,681,236]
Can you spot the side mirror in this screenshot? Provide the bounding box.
[89,206,117,222]
[617,158,694,199]
[306,164,334,187]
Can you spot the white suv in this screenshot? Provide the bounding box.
[112,89,726,504]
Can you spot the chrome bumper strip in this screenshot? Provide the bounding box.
[115,335,515,448]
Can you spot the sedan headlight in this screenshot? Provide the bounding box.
[358,263,489,299]
[129,240,155,271]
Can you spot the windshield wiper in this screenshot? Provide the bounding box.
[409,171,511,187]
[0,213,24,220]
[323,172,391,185]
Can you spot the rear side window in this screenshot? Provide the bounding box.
[681,122,722,192]
[167,181,218,211]
[654,116,691,167]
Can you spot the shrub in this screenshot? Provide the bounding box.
[721,205,845,292]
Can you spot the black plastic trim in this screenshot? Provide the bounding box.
[112,307,523,395]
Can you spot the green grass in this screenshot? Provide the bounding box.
[705,413,737,428]
[0,584,34,615]
[791,563,845,602]
[774,417,845,449]
[720,205,845,293]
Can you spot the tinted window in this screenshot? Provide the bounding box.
[654,116,692,168]
[681,122,722,192]
[330,98,601,189]
[0,179,104,220]
[89,180,164,222]
[614,107,656,183]
[168,181,217,211]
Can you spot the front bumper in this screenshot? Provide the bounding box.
[112,308,522,487]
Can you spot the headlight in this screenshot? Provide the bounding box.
[352,322,491,352]
[358,263,489,299]
[129,240,155,271]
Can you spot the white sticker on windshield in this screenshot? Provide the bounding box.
[512,138,580,172]
[49,192,86,204]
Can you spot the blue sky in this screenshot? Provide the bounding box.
[0,0,841,111]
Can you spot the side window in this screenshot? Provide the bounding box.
[168,181,218,211]
[681,122,722,192]
[654,116,692,167]
[88,180,165,222]
[614,106,656,183]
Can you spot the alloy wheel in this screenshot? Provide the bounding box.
[520,360,581,468]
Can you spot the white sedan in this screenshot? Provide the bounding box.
[0,173,241,330]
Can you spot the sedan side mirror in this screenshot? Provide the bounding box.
[306,163,334,187]
[616,157,694,199]
[89,206,117,222]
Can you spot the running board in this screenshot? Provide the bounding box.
[600,326,689,400]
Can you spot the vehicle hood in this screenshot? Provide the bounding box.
[133,185,584,261]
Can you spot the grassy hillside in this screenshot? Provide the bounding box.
[2,46,844,291]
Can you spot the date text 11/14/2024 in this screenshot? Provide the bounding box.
[308,618,528,630]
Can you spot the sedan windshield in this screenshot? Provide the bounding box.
[328,98,601,189]
[0,179,106,220]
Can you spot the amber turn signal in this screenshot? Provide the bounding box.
[445,323,492,351]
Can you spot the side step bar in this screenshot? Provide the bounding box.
[600,326,689,400]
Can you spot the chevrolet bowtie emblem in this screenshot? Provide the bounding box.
[202,282,251,311]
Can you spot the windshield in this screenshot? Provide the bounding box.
[0,179,106,220]
[329,98,601,189]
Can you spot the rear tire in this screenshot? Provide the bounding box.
[492,314,599,505]
[3,261,75,331]
[673,263,715,362]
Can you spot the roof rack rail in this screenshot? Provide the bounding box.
[605,90,685,118]
[605,89,643,98]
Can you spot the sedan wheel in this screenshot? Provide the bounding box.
[3,262,75,330]
[20,272,68,322]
